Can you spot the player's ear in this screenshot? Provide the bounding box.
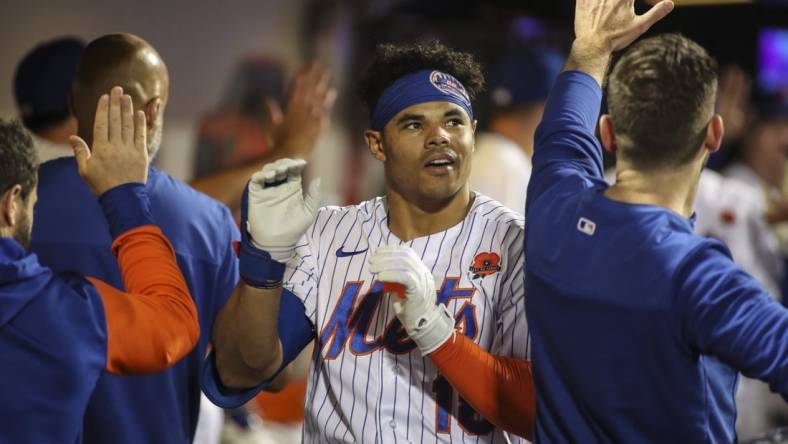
[144,97,163,131]
[1,185,22,228]
[703,114,724,154]
[471,119,478,134]
[365,129,386,162]
[599,115,617,155]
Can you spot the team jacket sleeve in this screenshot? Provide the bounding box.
[528,71,605,215]
[679,244,788,400]
[201,288,315,407]
[85,184,199,375]
[429,334,536,440]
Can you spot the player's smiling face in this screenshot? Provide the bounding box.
[367,101,476,204]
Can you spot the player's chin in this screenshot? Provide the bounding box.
[417,180,463,202]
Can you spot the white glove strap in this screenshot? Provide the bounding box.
[408,303,455,355]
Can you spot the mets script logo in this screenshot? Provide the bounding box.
[430,71,471,107]
[469,252,501,279]
[319,277,478,359]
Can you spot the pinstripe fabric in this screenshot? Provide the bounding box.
[284,192,529,443]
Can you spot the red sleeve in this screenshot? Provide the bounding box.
[87,225,200,375]
[428,333,535,440]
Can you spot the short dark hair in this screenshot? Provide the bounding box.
[0,120,38,200]
[607,34,718,170]
[357,41,485,121]
[13,37,85,133]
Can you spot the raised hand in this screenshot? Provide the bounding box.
[69,86,148,196]
[265,63,337,159]
[568,0,674,84]
[369,245,455,355]
[246,158,321,262]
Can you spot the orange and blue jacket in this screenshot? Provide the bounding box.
[0,184,198,443]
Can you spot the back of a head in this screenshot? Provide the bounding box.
[608,34,718,170]
[13,37,85,134]
[72,33,168,142]
[357,41,485,125]
[0,120,38,200]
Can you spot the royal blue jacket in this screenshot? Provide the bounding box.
[1,184,199,443]
[31,159,239,444]
[525,71,788,443]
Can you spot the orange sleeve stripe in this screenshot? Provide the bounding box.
[87,225,199,375]
[428,333,536,440]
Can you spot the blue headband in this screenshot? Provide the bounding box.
[371,69,473,131]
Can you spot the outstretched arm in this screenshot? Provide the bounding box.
[211,159,320,393]
[70,86,199,374]
[190,63,336,211]
[528,0,674,211]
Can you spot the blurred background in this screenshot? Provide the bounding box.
[1,0,787,442]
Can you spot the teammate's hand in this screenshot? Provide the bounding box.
[266,63,337,159]
[574,0,674,54]
[69,86,148,196]
[567,0,674,85]
[246,158,320,262]
[369,245,455,355]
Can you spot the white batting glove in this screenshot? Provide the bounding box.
[247,158,320,262]
[369,245,455,355]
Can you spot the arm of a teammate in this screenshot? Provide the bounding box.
[67,86,199,374]
[429,335,535,439]
[88,184,199,374]
[680,244,788,400]
[528,0,674,210]
[190,63,336,211]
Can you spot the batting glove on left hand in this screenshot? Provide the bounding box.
[369,245,455,355]
[247,158,320,262]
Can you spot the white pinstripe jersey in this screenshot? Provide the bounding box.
[284,192,529,443]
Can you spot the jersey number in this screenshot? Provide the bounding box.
[433,375,494,435]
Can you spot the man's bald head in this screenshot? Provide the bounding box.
[72,33,169,157]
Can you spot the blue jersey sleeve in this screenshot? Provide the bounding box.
[528,71,605,216]
[201,288,315,408]
[679,244,788,400]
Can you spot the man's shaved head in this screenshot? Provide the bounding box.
[72,33,169,158]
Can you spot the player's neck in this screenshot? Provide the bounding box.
[606,162,702,218]
[386,185,473,241]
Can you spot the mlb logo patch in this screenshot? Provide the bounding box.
[430,71,471,107]
[577,217,596,236]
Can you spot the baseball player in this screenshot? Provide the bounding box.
[204,41,532,442]
[524,1,788,443]
[0,87,198,442]
[31,34,333,444]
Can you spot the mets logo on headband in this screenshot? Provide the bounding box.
[430,71,471,107]
[469,252,501,279]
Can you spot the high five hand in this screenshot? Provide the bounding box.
[69,86,148,196]
[568,0,674,84]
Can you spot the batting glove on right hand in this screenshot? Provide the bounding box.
[369,245,455,355]
[246,158,320,263]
